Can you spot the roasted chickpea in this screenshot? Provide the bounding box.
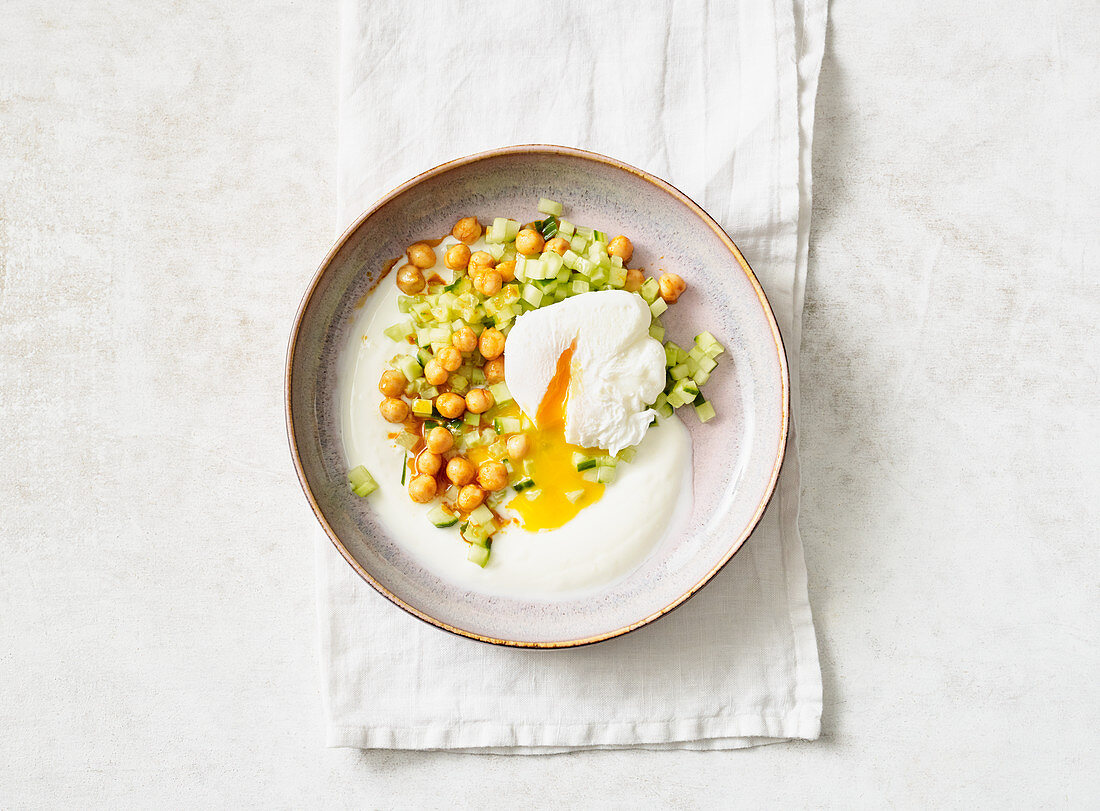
[378,369,406,397]
[465,388,494,414]
[483,357,506,383]
[435,392,466,419]
[396,263,426,295]
[496,259,516,282]
[473,269,502,297]
[379,397,409,423]
[478,327,505,360]
[514,228,545,256]
[544,237,571,255]
[457,484,486,511]
[444,243,471,270]
[407,242,436,269]
[425,425,454,454]
[477,460,508,492]
[658,272,687,303]
[408,474,437,503]
[506,433,530,460]
[445,456,476,486]
[469,251,495,274]
[608,235,634,262]
[451,327,478,354]
[452,216,482,244]
[624,268,645,292]
[416,450,442,477]
[424,359,448,386]
[435,345,462,372]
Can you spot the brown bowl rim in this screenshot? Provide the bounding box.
[285,144,790,649]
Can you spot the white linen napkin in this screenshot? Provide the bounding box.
[318,0,826,751]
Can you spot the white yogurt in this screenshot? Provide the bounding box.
[338,239,694,598]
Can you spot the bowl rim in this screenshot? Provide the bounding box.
[286,144,790,649]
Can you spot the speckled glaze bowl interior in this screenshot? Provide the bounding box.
[287,145,788,648]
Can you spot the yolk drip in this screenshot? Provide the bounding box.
[507,341,604,531]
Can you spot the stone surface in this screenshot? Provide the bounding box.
[1,1,1096,807]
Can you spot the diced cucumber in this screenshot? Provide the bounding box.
[347,465,377,497]
[394,355,422,382]
[664,343,680,367]
[593,229,609,243]
[639,278,660,303]
[581,468,600,483]
[575,225,593,238]
[669,363,690,381]
[486,242,506,260]
[462,522,489,547]
[571,279,590,295]
[463,410,481,427]
[499,417,521,434]
[488,382,512,404]
[589,266,608,286]
[523,487,542,500]
[450,374,469,393]
[411,398,433,417]
[397,295,414,313]
[569,234,587,254]
[608,266,627,288]
[467,544,490,567]
[400,458,407,485]
[575,458,598,472]
[537,198,563,216]
[694,331,720,350]
[419,384,439,399]
[697,355,718,373]
[615,446,637,464]
[693,368,711,387]
[522,284,544,307]
[469,504,494,527]
[694,399,716,423]
[558,219,575,238]
[383,320,413,342]
[650,298,668,318]
[564,489,584,503]
[649,322,665,341]
[513,478,536,492]
[426,505,459,528]
[596,465,617,484]
[504,218,520,242]
[574,256,594,277]
[656,400,674,418]
[394,431,418,451]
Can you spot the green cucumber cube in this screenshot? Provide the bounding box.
[347,465,377,497]
[467,544,490,567]
[538,198,563,216]
[694,399,716,423]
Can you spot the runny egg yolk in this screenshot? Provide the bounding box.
[507,341,604,531]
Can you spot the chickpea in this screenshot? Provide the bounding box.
[378,369,406,397]
[545,237,570,255]
[424,359,448,386]
[469,251,495,275]
[452,216,482,245]
[408,474,437,503]
[465,388,494,414]
[435,345,462,372]
[425,425,454,454]
[496,259,516,283]
[473,269,502,297]
[451,327,478,354]
[396,263,426,295]
[478,327,505,360]
[506,433,530,460]
[514,228,545,255]
[477,460,508,491]
[379,397,409,423]
[624,268,645,293]
[483,357,506,383]
[417,450,442,477]
[457,484,486,511]
[446,456,476,486]
[608,235,634,262]
[435,392,466,419]
[407,242,436,269]
[658,272,687,303]
[444,243,471,270]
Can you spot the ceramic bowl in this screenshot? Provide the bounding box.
[286,145,788,648]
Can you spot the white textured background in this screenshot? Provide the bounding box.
[1,1,1097,807]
